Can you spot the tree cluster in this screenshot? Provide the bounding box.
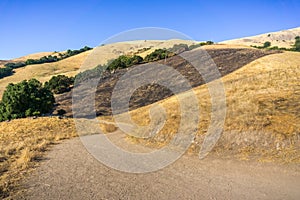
[107,55,143,71]
[0,79,55,121]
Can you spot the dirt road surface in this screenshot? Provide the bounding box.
[12,134,300,200]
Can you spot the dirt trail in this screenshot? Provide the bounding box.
[10,131,300,200]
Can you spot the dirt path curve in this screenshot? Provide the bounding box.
[12,133,300,200]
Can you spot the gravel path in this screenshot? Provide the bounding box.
[12,134,300,200]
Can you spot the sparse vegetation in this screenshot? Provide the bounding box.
[251,36,300,52]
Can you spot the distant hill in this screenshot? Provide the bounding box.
[221,27,300,48]
[0,60,9,66]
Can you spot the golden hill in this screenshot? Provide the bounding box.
[221,27,300,48]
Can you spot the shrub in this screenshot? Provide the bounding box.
[57,109,66,116]
[107,55,143,71]
[45,75,74,94]
[0,79,55,121]
[263,41,271,48]
[0,67,13,78]
[144,49,175,62]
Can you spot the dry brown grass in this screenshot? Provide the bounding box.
[116,51,300,162]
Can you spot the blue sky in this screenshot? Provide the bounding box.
[0,0,299,59]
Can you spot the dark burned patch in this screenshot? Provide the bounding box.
[55,48,280,117]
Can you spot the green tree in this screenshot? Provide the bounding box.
[263,41,271,48]
[0,67,13,79]
[0,79,54,121]
[293,36,300,52]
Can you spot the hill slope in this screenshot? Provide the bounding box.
[125,51,300,161]
[57,45,278,116]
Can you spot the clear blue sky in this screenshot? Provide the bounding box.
[0,0,299,59]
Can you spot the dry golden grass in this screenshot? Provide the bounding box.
[0,117,77,197]
[0,117,118,197]
[12,52,57,62]
[118,51,300,162]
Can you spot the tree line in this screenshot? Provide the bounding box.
[0,46,92,80]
